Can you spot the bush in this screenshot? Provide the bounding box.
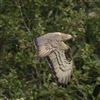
[0,0,100,99]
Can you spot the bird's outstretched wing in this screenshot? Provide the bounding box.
[34,32,73,84]
[46,42,73,84]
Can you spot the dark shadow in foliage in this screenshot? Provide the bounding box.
[74,57,84,71]
[2,88,12,99]
[87,94,93,100]
[0,67,10,76]
[15,63,43,88]
[88,69,99,84]
[93,84,100,98]
[79,70,98,85]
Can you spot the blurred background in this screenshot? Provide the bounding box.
[0,0,100,99]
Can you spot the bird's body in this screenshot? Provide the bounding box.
[34,32,73,84]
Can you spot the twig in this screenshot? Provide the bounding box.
[16,0,32,34]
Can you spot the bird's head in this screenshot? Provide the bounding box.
[34,32,73,58]
[60,32,72,41]
[52,32,73,41]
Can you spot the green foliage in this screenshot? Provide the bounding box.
[0,0,100,99]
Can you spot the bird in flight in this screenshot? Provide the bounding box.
[34,32,73,85]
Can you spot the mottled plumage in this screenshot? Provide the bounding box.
[34,32,73,84]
